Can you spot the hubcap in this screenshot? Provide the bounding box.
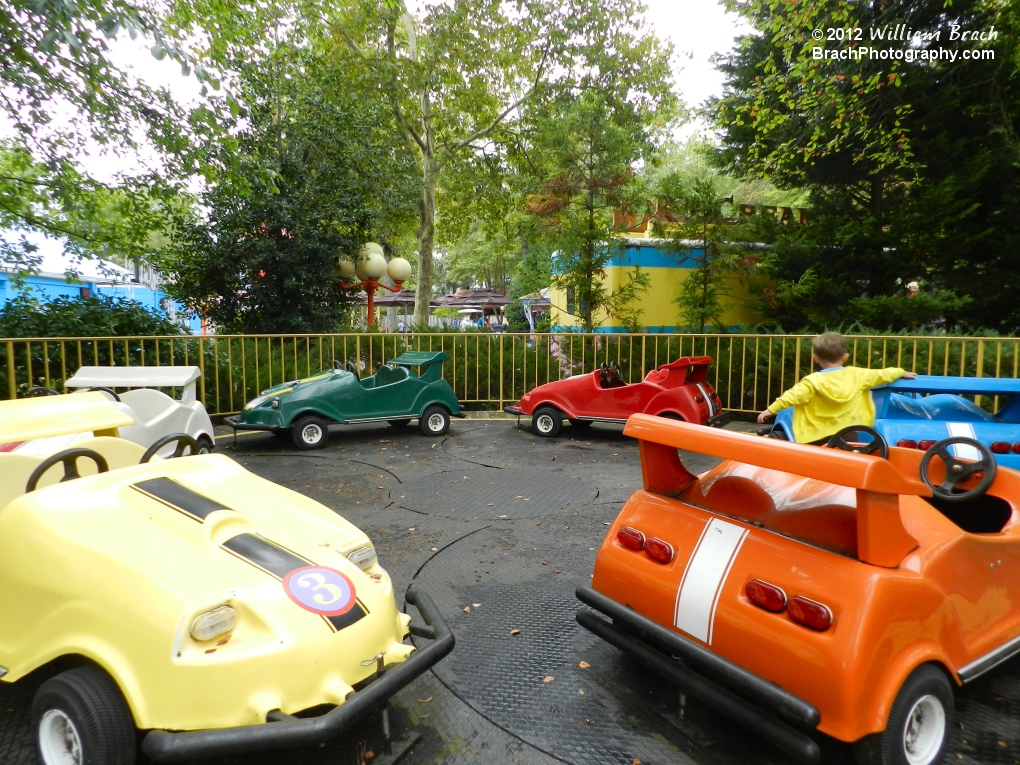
[536,414,554,433]
[428,413,445,432]
[302,424,323,444]
[902,694,946,765]
[38,709,83,765]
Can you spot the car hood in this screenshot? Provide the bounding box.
[4,455,388,622]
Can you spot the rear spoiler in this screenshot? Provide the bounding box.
[623,414,928,567]
[656,356,713,384]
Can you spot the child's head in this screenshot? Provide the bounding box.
[812,332,849,367]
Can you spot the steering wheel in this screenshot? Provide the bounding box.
[598,362,610,386]
[826,425,888,459]
[87,386,121,402]
[920,437,997,502]
[26,448,109,492]
[26,386,60,397]
[346,359,360,379]
[609,361,626,384]
[140,433,201,464]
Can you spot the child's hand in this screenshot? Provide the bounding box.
[902,371,917,379]
[757,409,774,423]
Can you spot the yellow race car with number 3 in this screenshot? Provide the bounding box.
[0,393,453,765]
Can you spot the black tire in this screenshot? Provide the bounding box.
[33,665,136,765]
[569,419,593,429]
[657,412,683,420]
[292,415,329,450]
[388,419,412,428]
[853,664,954,765]
[532,406,562,438]
[419,405,450,436]
[196,435,214,454]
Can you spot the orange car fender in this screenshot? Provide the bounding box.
[853,640,958,737]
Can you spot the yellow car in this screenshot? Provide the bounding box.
[0,394,453,765]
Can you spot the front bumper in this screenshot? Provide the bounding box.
[142,586,454,762]
[503,405,523,416]
[575,585,821,764]
[223,415,278,433]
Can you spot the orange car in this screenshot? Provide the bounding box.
[578,415,1018,765]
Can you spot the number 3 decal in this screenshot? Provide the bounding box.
[283,566,357,616]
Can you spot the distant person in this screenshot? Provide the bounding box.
[397,320,406,333]
[757,331,916,445]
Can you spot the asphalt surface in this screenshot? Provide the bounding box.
[2,416,1019,765]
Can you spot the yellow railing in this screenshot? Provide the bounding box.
[2,333,1018,416]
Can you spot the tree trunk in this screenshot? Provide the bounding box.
[413,154,437,327]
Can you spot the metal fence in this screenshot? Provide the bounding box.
[3,333,1018,416]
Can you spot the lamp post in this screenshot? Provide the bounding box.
[336,243,413,328]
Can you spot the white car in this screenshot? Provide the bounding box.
[3,366,215,458]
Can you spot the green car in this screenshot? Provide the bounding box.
[225,351,464,450]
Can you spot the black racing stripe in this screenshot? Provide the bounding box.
[222,533,310,579]
[132,478,231,521]
[328,601,367,630]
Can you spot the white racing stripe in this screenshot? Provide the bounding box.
[947,422,981,460]
[674,518,748,645]
[695,383,717,417]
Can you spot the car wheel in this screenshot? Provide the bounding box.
[388,419,412,428]
[532,406,562,438]
[33,666,136,765]
[657,412,683,420]
[292,415,329,450]
[569,419,593,429]
[853,664,953,765]
[420,405,450,437]
[196,435,214,454]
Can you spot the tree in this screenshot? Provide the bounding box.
[334,0,676,328]
[162,26,418,333]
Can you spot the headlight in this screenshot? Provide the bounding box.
[245,394,270,410]
[347,545,377,570]
[191,606,236,641]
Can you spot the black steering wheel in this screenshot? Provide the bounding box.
[609,360,626,384]
[140,433,201,464]
[26,386,60,397]
[827,425,888,459]
[920,436,997,502]
[598,362,610,386]
[26,448,109,492]
[346,359,360,379]
[87,386,122,402]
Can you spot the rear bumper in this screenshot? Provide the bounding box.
[142,586,454,762]
[706,411,732,428]
[575,585,821,764]
[223,415,278,433]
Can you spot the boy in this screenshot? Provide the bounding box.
[756,332,917,445]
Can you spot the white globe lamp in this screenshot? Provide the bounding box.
[387,257,412,284]
[362,252,387,280]
[335,258,356,279]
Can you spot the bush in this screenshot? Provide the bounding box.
[0,295,185,338]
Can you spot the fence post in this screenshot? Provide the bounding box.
[198,337,207,406]
[498,333,504,412]
[5,341,15,400]
[794,337,802,384]
[975,339,985,408]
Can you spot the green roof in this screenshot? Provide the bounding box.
[389,351,448,366]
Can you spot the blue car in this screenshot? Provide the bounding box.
[766,375,1020,469]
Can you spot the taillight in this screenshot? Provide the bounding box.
[787,596,833,631]
[694,395,705,403]
[1013,443,1020,454]
[745,579,787,612]
[617,526,645,551]
[896,439,917,449]
[918,439,938,450]
[644,537,674,564]
[991,442,1011,454]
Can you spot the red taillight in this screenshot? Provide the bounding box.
[787,596,833,631]
[617,526,645,551]
[896,439,917,449]
[1013,443,1020,454]
[0,441,24,453]
[745,579,787,612]
[644,537,674,564]
[918,439,938,450]
[991,442,1011,454]
[694,395,705,403]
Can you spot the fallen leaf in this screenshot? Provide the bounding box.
[541,561,548,565]
[487,503,494,507]
[510,629,521,635]
[998,741,1008,748]
[377,486,384,489]
[431,444,436,450]
[550,456,556,461]
[472,603,481,607]
[515,495,523,499]
[380,447,387,451]
[578,690,585,696]
[418,696,432,703]
[463,476,470,480]
[431,547,439,552]
[408,527,415,532]
[499,514,508,518]
[584,719,590,724]
[463,607,471,613]
[603,522,611,526]
[553,570,562,574]
[579,661,590,669]
[536,521,542,525]
[633,760,641,765]
[543,676,555,683]
[364,750,374,759]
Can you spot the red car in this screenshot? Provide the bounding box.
[504,356,728,437]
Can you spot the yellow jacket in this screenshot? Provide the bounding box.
[767,366,907,444]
